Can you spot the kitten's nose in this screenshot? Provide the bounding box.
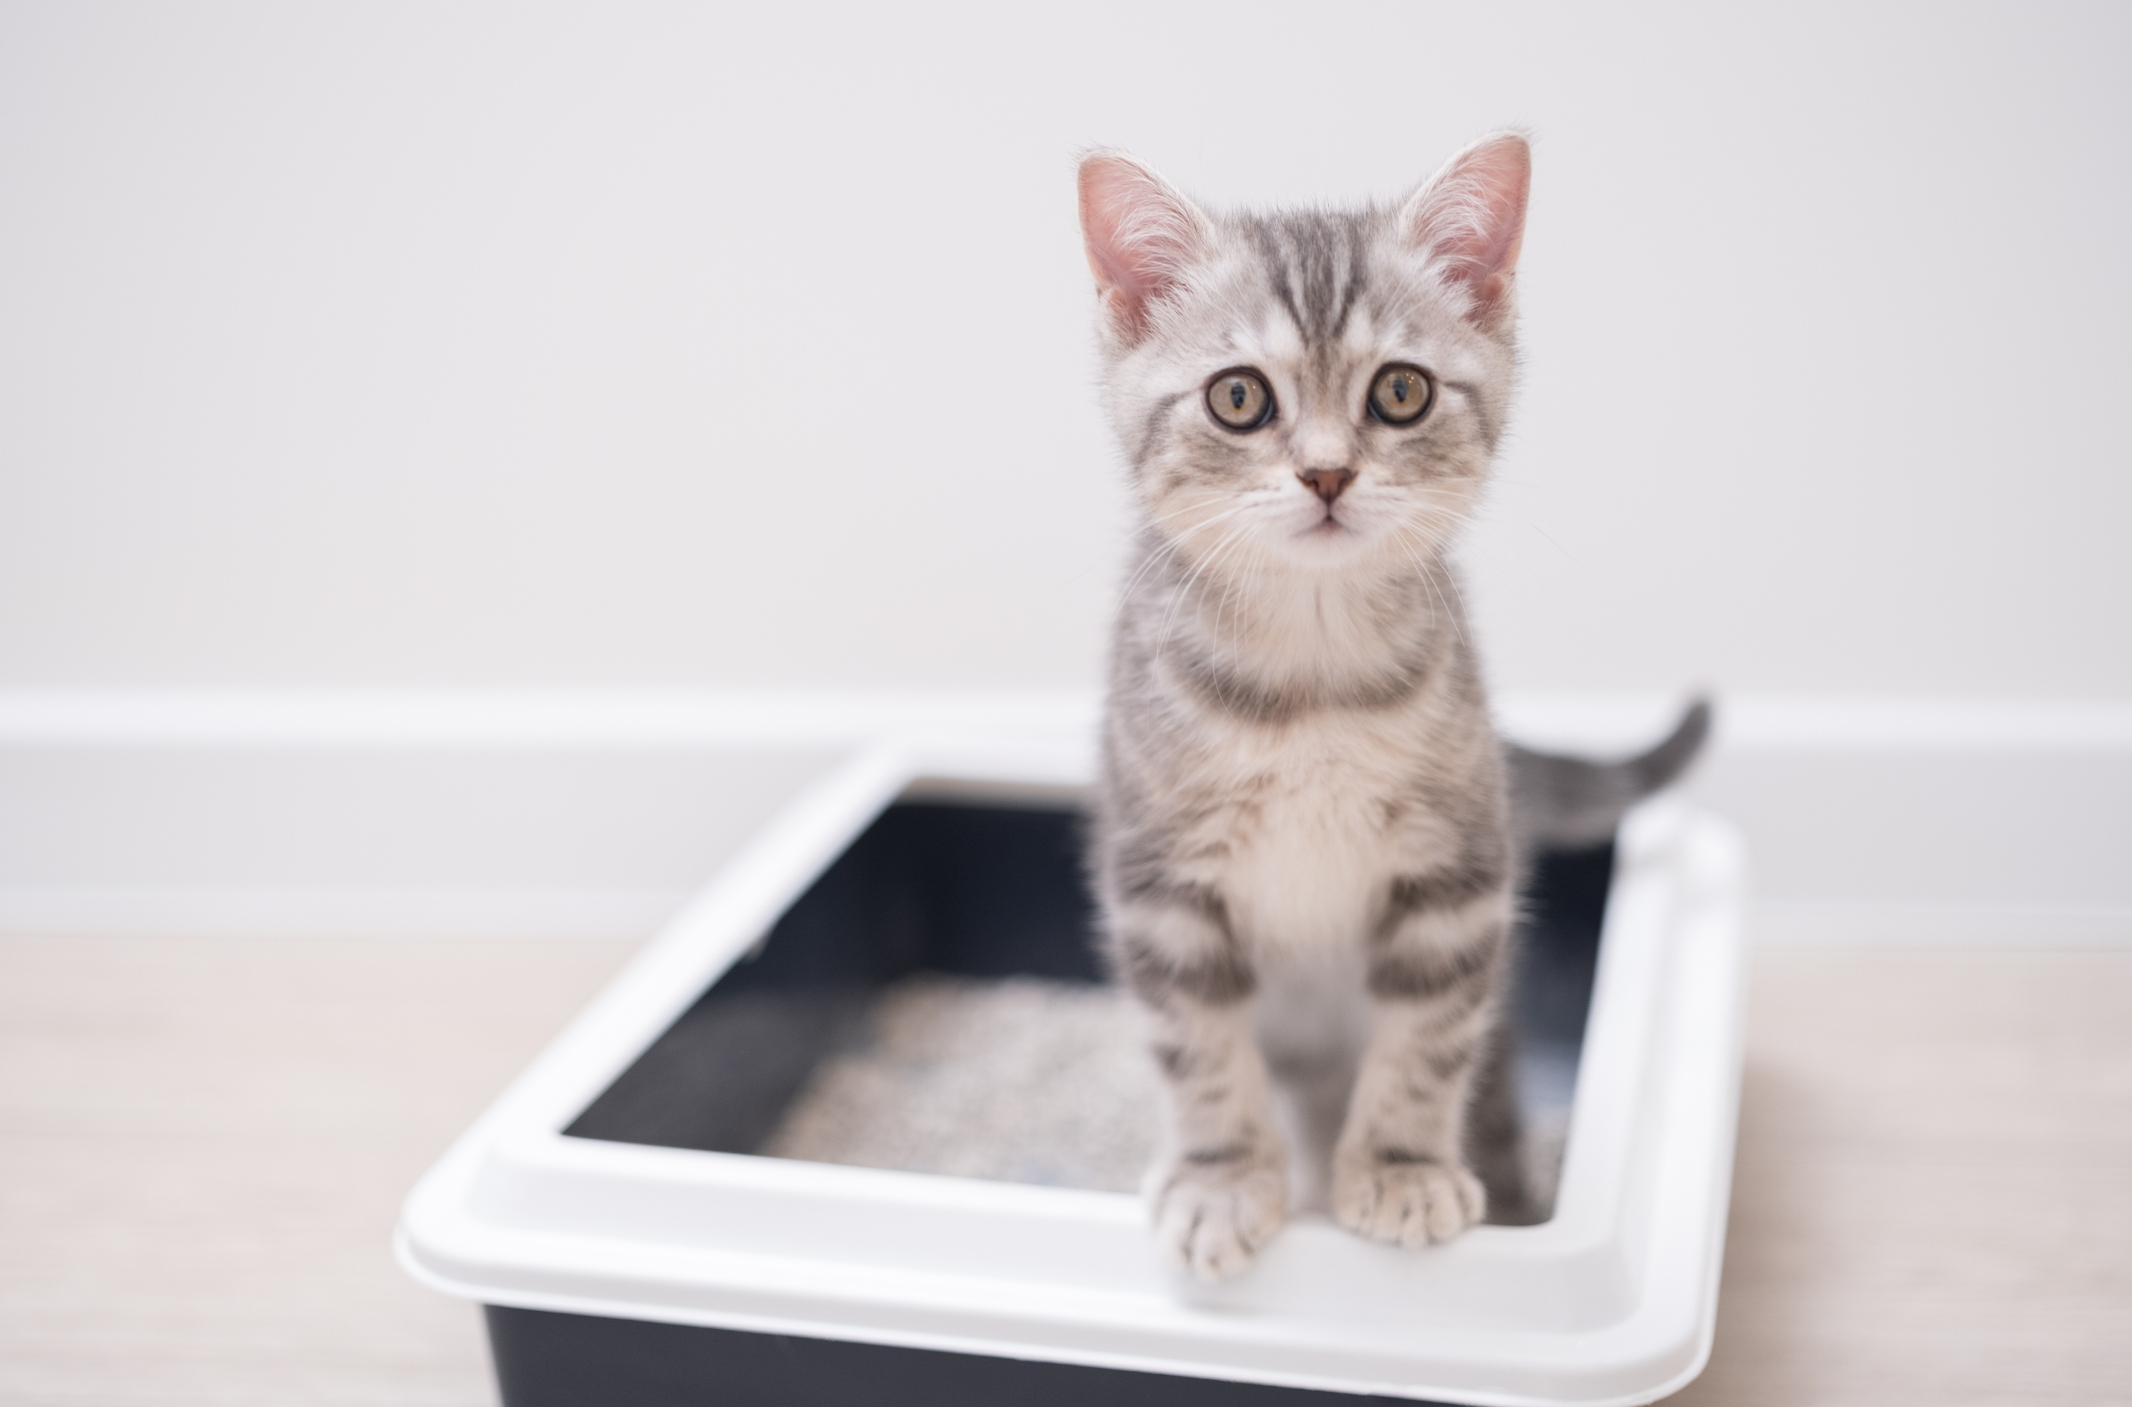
[1299,467,1356,504]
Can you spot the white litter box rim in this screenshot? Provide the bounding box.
[397,728,1746,1406]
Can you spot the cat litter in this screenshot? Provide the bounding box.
[759,974,1162,1192]
[755,972,1572,1221]
[398,733,1745,1406]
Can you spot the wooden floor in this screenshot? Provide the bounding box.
[2,938,2127,1406]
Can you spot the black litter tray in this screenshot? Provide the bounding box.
[491,798,1612,1407]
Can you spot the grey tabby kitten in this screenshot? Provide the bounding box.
[1079,132,1568,1279]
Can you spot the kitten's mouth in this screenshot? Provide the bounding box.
[1304,511,1347,537]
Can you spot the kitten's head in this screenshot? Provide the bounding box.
[1078,135,1529,585]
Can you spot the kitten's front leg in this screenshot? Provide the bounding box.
[1113,895,1287,1280]
[1331,876,1510,1247]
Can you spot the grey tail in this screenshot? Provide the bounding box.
[1505,698,1713,853]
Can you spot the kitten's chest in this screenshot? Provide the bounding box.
[1173,718,1460,953]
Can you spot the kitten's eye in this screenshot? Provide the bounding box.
[1205,369,1274,431]
[1368,364,1434,425]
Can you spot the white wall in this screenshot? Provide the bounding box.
[3,2,2126,697]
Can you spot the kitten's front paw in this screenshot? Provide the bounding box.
[1332,1154,1485,1248]
[1149,1153,1288,1281]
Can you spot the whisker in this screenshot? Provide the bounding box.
[1117,503,1258,604]
[1392,524,1466,648]
[1155,519,1255,664]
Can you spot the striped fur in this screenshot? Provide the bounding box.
[1080,135,1534,1278]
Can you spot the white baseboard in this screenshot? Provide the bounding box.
[2,689,2125,947]
[1751,902,2132,948]
[0,889,682,943]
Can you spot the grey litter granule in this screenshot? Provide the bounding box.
[760,971,1569,1217]
[760,974,1161,1191]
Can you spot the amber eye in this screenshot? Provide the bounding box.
[1368,364,1434,425]
[1206,369,1274,431]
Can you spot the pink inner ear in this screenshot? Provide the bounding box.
[1402,134,1531,323]
[1078,153,1205,344]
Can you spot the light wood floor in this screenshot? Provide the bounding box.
[2,938,2127,1406]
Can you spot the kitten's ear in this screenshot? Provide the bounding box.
[1398,132,1531,330]
[1078,150,1212,347]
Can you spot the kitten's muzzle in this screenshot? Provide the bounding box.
[1299,467,1356,505]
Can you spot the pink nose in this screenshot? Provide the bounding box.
[1299,467,1355,504]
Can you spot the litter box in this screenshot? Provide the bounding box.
[397,728,1745,1405]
